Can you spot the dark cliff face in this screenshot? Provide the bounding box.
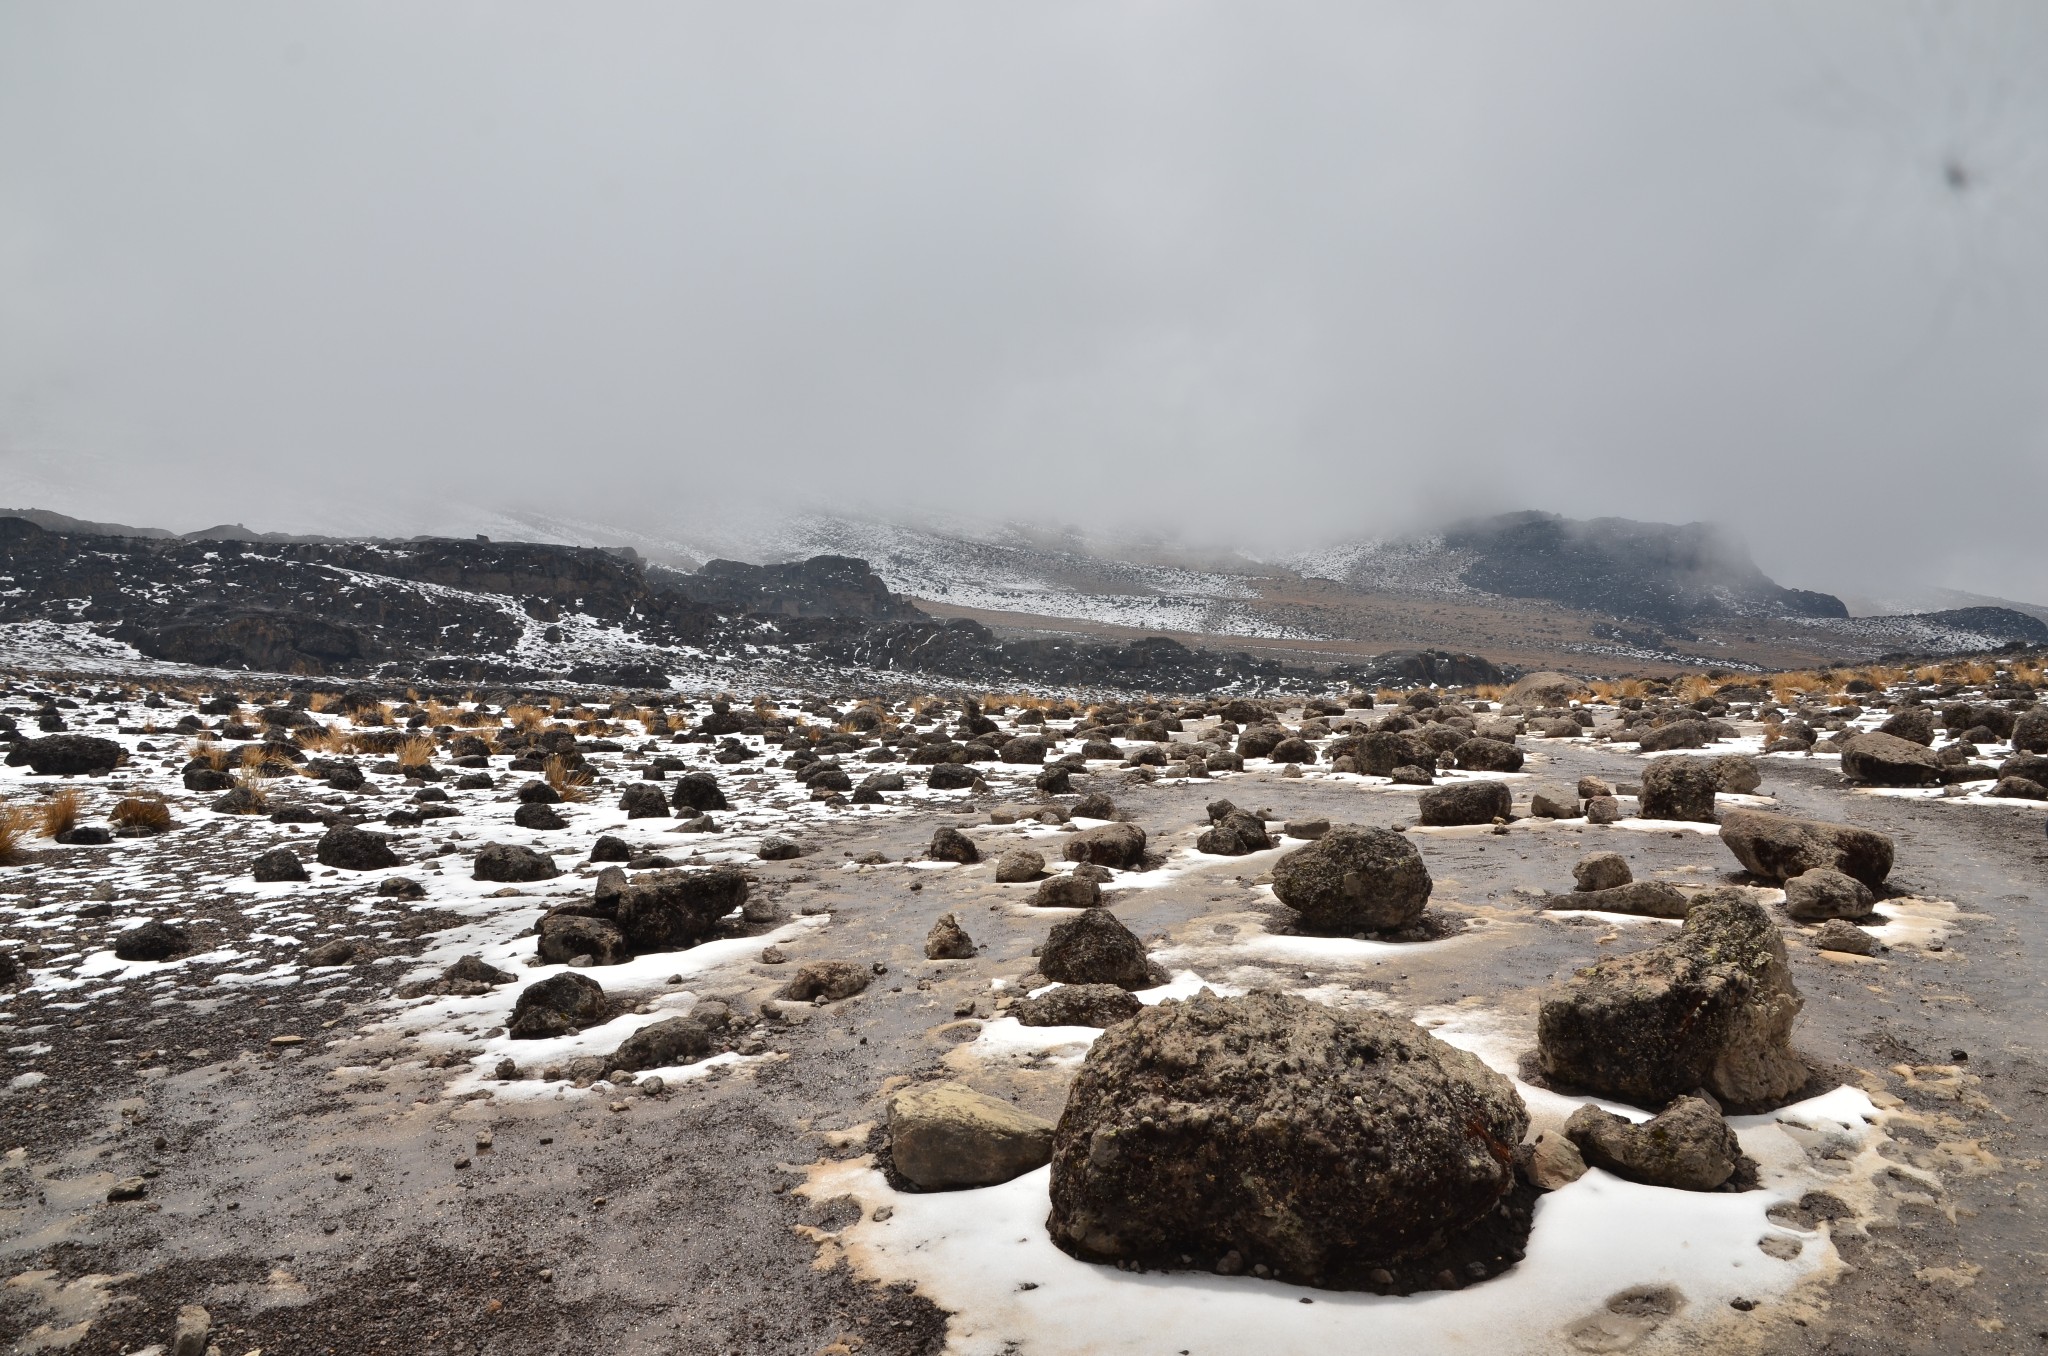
[665,555,926,621]
[1442,512,1848,625]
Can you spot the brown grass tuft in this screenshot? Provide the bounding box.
[0,805,33,865]
[38,789,82,839]
[543,753,592,803]
[507,704,546,731]
[111,796,172,832]
[396,735,437,771]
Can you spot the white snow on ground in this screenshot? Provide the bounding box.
[802,1079,1884,1356]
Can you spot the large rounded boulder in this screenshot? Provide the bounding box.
[1416,780,1511,827]
[1040,909,1153,990]
[1271,826,1431,933]
[19,734,123,776]
[1047,992,1529,1290]
[1639,756,1719,822]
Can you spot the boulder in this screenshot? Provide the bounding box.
[1876,707,1937,746]
[251,847,309,883]
[1268,737,1316,765]
[1070,792,1117,820]
[1508,672,1582,706]
[617,783,669,819]
[613,868,749,953]
[1283,817,1330,840]
[1563,1096,1743,1191]
[1639,757,1718,823]
[473,842,560,883]
[1062,822,1147,869]
[1577,776,1614,799]
[926,763,978,791]
[2000,753,2048,786]
[1034,874,1103,909]
[1572,852,1631,892]
[1528,791,1577,819]
[316,824,399,872]
[2013,706,2048,754]
[1271,826,1432,933]
[1416,780,1511,827]
[889,1082,1055,1190]
[1548,881,1689,919]
[537,913,629,965]
[757,835,803,861]
[19,734,122,776]
[1839,732,1942,786]
[1812,918,1877,956]
[925,912,977,960]
[928,827,981,864]
[1990,776,2048,800]
[1781,868,1875,921]
[1710,754,1762,796]
[113,920,191,962]
[780,959,872,1002]
[1585,795,1623,824]
[1453,738,1525,773]
[1718,809,1893,889]
[1012,983,1144,1028]
[670,772,730,813]
[514,802,567,830]
[1637,720,1711,752]
[1046,992,1528,1287]
[1040,909,1152,990]
[993,847,1045,882]
[516,779,561,804]
[1196,808,1271,856]
[508,972,606,1039]
[1537,890,1807,1111]
[608,1014,718,1071]
[999,735,1049,764]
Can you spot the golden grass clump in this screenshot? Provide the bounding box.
[543,753,593,803]
[351,703,391,728]
[1671,674,1717,703]
[296,725,350,755]
[0,804,33,865]
[111,796,172,832]
[396,735,437,771]
[190,739,233,772]
[230,764,269,811]
[507,704,546,732]
[38,789,82,839]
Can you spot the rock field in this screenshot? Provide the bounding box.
[2,660,2046,1354]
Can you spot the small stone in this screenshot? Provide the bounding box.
[107,1176,148,1201]
[1812,918,1877,956]
[171,1304,211,1356]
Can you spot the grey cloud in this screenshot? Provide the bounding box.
[2,1,2045,598]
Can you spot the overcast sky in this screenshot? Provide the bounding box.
[2,1,2045,600]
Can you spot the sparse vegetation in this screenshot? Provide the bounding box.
[0,804,33,865]
[543,753,593,803]
[111,796,173,832]
[38,789,82,839]
[396,735,437,771]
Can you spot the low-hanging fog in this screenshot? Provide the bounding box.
[2,1,2045,600]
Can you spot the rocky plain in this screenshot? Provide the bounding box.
[0,648,2044,1356]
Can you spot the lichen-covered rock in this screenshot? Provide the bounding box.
[473,842,560,883]
[1573,852,1631,892]
[924,912,976,960]
[1033,873,1103,909]
[928,827,980,864]
[1040,908,1152,990]
[1416,780,1511,827]
[889,1082,1055,1190]
[1270,826,1431,933]
[1062,822,1147,869]
[1711,754,1762,795]
[508,972,605,1039]
[779,959,871,1002]
[537,913,629,965]
[1563,1095,1743,1191]
[1639,757,1718,822]
[1046,992,1529,1288]
[1781,868,1876,921]
[1537,890,1807,1111]
[1718,809,1893,889]
[1547,881,1689,918]
[993,847,1046,882]
[1011,982,1144,1028]
[1840,732,1942,786]
[1453,738,1524,773]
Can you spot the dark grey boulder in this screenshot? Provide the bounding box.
[1271,826,1431,933]
[1416,780,1511,827]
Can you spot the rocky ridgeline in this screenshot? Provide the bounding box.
[0,515,1496,694]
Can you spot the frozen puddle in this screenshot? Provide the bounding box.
[803,1083,1876,1355]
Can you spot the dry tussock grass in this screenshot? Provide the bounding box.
[231,765,269,811]
[396,735,437,770]
[296,726,350,754]
[111,796,172,832]
[351,703,391,728]
[543,754,592,803]
[508,705,546,732]
[189,740,232,772]
[0,804,33,865]
[38,789,82,839]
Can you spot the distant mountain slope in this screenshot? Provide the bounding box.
[1439,512,1848,625]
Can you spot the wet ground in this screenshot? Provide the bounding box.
[4,701,2047,1355]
